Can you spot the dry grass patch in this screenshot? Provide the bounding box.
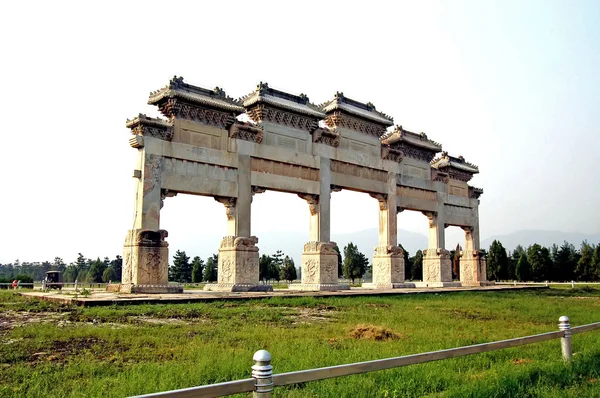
[349,324,403,341]
[511,358,533,365]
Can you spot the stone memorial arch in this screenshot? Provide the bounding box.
[116,77,486,294]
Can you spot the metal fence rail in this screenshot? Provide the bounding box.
[132,316,600,398]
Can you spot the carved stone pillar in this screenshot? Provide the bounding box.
[205,197,272,292]
[291,161,349,291]
[117,229,182,294]
[416,211,460,287]
[459,226,491,286]
[363,188,414,289]
[289,242,349,291]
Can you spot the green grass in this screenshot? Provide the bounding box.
[2,288,600,397]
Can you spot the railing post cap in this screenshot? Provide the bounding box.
[559,316,570,323]
[253,350,271,362]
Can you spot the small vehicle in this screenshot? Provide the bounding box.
[45,271,63,290]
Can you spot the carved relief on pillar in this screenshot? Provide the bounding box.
[298,194,319,216]
[288,241,349,291]
[122,229,171,288]
[422,248,452,283]
[143,154,162,197]
[369,193,388,211]
[214,197,237,220]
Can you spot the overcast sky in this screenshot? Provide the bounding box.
[1,0,598,264]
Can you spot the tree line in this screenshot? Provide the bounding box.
[487,240,600,282]
[0,254,122,284]
[2,239,598,284]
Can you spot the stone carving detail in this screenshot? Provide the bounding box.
[160,189,177,209]
[374,245,404,256]
[303,241,337,253]
[220,235,259,249]
[126,114,174,141]
[229,122,264,143]
[159,100,237,129]
[251,158,319,181]
[298,194,319,216]
[143,154,162,197]
[369,193,388,211]
[220,258,234,283]
[214,197,237,220]
[304,259,319,284]
[469,186,484,199]
[247,105,319,132]
[398,186,437,202]
[381,145,404,162]
[432,169,450,183]
[330,160,387,182]
[324,111,388,137]
[312,127,341,147]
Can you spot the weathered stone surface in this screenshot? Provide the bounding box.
[422,248,455,283]
[289,242,349,291]
[204,236,272,292]
[460,250,489,286]
[122,229,169,286]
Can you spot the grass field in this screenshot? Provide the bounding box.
[2,288,600,397]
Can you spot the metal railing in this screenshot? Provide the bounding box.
[132,316,600,398]
[496,281,600,288]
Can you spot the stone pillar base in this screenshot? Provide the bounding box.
[122,229,169,286]
[108,284,183,294]
[203,283,273,292]
[370,245,406,288]
[422,248,453,283]
[204,236,265,292]
[413,281,462,288]
[294,242,350,291]
[460,251,488,286]
[362,282,416,289]
[288,283,350,292]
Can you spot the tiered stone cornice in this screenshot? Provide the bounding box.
[468,186,484,199]
[312,127,340,147]
[319,92,393,138]
[431,152,479,182]
[229,121,264,144]
[148,76,243,129]
[126,114,174,142]
[381,125,441,162]
[241,82,324,131]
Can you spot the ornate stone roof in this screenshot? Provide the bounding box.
[125,113,172,130]
[125,114,173,143]
[431,152,479,174]
[382,125,442,151]
[319,92,393,126]
[148,76,244,114]
[240,82,325,118]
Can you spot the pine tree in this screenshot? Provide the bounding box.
[279,256,297,283]
[516,253,531,281]
[591,245,600,281]
[191,256,205,283]
[87,258,107,283]
[259,254,273,282]
[170,250,191,283]
[343,243,369,283]
[576,241,594,281]
[411,250,423,281]
[203,254,218,282]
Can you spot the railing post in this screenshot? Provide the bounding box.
[571,280,575,288]
[545,281,549,287]
[252,350,273,398]
[559,316,572,362]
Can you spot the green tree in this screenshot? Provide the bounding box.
[488,240,509,281]
[515,253,531,281]
[343,242,369,283]
[86,258,107,283]
[170,250,191,283]
[576,241,595,281]
[592,245,600,281]
[279,256,297,283]
[102,267,118,283]
[259,254,273,282]
[526,244,552,281]
[191,256,205,283]
[410,250,424,281]
[203,254,218,282]
[333,244,343,278]
[110,255,123,281]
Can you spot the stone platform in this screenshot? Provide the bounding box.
[20,285,546,307]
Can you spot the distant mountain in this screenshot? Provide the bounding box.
[481,230,600,252]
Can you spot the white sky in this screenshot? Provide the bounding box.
[1,0,598,263]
